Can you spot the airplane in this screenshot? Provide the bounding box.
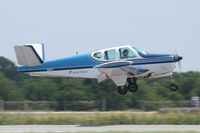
[14,43,183,95]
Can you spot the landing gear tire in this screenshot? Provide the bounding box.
[117,86,128,95]
[170,83,178,91]
[128,83,138,92]
[127,78,138,93]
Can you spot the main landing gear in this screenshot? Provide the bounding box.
[117,78,138,95]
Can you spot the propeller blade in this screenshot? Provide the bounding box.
[174,46,182,79]
[178,61,182,78]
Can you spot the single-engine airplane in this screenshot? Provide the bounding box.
[14,44,183,95]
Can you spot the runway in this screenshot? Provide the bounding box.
[0,125,200,132]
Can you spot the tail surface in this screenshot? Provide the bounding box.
[14,43,45,66]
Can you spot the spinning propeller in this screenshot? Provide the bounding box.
[174,48,183,78]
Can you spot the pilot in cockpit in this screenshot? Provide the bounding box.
[122,49,129,58]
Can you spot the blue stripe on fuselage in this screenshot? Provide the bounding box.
[18,53,101,72]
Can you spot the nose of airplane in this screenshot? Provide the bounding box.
[178,56,183,61]
[174,55,183,62]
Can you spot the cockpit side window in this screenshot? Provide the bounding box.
[119,47,137,59]
[94,52,102,59]
[132,46,148,56]
[104,49,116,60]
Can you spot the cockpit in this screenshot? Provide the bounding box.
[91,45,148,61]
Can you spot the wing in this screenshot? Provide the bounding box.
[95,61,148,86]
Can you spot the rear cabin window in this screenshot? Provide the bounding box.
[94,52,102,59]
[119,47,137,59]
[104,49,116,60]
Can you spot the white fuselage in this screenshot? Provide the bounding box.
[29,62,176,79]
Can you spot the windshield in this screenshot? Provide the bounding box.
[132,46,148,56]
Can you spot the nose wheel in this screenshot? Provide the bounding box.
[170,83,178,91]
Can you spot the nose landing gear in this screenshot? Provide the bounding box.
[170,76,178,91]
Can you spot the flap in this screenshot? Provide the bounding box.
[110,75,127,86]
[120,66,149,75]
[96,61,149,86]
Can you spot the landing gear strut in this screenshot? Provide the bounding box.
[170,76,178,91]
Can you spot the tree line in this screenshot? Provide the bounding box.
[0,56,199,110]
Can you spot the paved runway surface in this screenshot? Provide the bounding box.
[0,125,200,132]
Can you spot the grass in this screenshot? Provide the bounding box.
[1,131,200,133]
[0,111,200,125]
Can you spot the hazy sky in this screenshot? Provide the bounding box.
[0,0,199,72]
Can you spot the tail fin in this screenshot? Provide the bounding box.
[14,43,45,66]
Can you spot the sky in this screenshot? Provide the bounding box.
[0,0,200,72]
